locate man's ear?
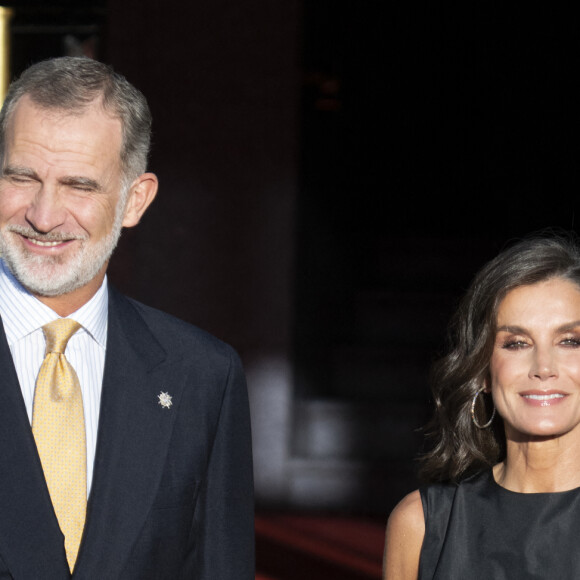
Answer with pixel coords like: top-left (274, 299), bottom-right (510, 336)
top-left (122, 172), bottom-right (158, 228)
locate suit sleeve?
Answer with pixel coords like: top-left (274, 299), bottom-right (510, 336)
top-left (187, 348), bottom-right (255, 579)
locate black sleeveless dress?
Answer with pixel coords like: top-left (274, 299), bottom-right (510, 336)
top-left (419, 470), bottom-right (580, 579)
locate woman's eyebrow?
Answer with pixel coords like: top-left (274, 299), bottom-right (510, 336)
top-left (496, 325), bottom-right (527, 334)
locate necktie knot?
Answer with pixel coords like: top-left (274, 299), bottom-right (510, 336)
top-left (43, 318), bottom-right (81, 355)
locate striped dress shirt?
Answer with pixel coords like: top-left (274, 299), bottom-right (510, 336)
top-left (0, 258), bottom-right (108, 496)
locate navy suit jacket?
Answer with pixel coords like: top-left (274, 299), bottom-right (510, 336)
top-left (0, 286), bottom-right (254, 579)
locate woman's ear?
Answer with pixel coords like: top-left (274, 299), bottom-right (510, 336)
top-left (482, 372), bottom-right (492, 394)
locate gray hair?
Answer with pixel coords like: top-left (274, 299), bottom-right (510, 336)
top-left (0, 56), bottom-right (152, 186)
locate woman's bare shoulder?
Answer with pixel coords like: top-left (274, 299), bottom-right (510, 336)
top-left (389, 489), bottom-right (424, 529)
top-left (383, 490), bottom-right (425, 580)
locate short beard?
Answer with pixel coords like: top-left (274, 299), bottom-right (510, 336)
top-left (0, 192), bottom-right (127, 297)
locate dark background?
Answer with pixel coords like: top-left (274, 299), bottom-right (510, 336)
top-left (3, 1), bottom-right (580, 517)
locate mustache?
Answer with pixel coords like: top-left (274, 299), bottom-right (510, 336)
top-left (6, 224), bottom-right (87, 242)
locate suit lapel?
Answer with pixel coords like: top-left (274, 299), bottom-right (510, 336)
top-left (0, 319), bottom-right (71, 578)
top-left (74, 288), bottom-right (185, 579)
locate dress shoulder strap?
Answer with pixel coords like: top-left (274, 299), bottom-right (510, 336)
top-left (418, 481), bottom-right (458, 579)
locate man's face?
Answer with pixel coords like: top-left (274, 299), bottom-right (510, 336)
top-left (0, 95), bottom-right (129, 298)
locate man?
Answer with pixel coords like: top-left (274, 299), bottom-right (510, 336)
top-left (0, 57), bottom-right (254, 579)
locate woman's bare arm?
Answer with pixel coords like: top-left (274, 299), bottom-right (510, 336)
top-left (383, 490), bottom-right (425, 580)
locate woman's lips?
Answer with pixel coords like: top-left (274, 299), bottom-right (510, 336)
top-left (520, 391), bottom-right (568, 407)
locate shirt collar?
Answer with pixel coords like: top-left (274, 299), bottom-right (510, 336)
top-left (0, 258), bottom-right (109, 348)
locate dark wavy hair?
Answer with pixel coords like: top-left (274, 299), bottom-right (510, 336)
top-left (419, 231), bottom-right (580, 483)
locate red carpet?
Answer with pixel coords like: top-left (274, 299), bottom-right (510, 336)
top-left (255, 512), bottom-right (385, 580)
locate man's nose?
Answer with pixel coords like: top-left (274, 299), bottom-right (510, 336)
top-left (25, 184), bottom-right (66, 233)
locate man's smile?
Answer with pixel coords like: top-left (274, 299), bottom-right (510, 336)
top-left (6, 224), bottom-right (86, 249)
top-left (28, 238), bottom-right (68, 247)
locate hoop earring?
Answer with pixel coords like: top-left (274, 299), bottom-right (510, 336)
top-left (471, 387), bottom-right (496, 429)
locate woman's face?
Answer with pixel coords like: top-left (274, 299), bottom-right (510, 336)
top-left (489, 277), bottom-right (580, 441)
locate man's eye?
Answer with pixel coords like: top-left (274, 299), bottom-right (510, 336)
top-left (68, 182), bottom-right (96, 192)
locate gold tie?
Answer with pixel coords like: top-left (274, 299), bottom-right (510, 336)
top-left (32, 319), bottom-right (86, 572)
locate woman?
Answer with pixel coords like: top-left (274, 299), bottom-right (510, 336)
top-left (384, 233), bottom-right (580, 579)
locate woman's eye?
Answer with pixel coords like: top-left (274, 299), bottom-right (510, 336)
top-left (501, 340), bottom-right (528, 350)
top-left (561, 337), bottom-right (580, 347)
